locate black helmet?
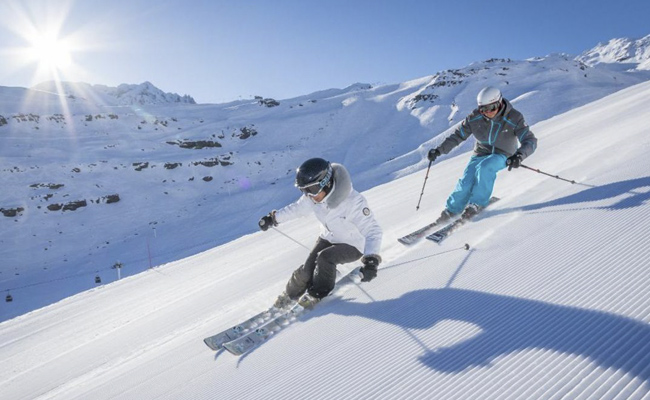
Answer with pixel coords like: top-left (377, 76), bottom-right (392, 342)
top-left (295, 158), bottom-right (333, 196)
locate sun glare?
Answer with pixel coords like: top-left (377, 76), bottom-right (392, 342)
top-left (28, 32), bottom-right (73, 71)
top-left (2, 1), bottom-right (86, 87)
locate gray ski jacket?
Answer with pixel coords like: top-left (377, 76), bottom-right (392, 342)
top-left (437, 99), bottom-right (537, 160)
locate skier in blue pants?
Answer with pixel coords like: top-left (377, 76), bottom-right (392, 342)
top-left (428, 86), bottom-right (537, 221)
top-left (446, 153), bottom-right (507, 214)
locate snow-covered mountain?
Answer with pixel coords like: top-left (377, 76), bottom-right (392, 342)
top-left (578, 34), bottom-right (650, 70)
top-left (31, 80), bottom-right (196, 106)
top-left (1, 35), bottom-right (650, 323)
top-left (1, 75), bottom-right (648, 400)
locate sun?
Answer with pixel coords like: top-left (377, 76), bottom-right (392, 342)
top-left (27, 31), bottom-right (73, 72)
top-left (2, 1), bottom-right (85, 85)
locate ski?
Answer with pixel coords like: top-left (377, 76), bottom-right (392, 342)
top-left (397, 220), bottom-right (445, 246)
top-left (221, 268), bottom-right (362, 356)
top-left (203, 306), bottom-right (287, 351)
top-left (426, 197), bottom-right (500, 244)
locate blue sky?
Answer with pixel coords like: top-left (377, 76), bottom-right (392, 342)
top-left (1, 0), bottom-right (649, 104)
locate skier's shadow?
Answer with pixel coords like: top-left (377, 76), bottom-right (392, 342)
top-left (491, 176), bottom-right (650, 216)
top-left (332, 288), bottom-right (650, 382)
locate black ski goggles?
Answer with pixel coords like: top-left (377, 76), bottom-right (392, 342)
top-left (478, 101), bottom-right (500, 114)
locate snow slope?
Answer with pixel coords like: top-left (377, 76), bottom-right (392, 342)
top-left (1, 78), bottom-right (648, 399)
top-left (2, 47), bottom-right (650, 322)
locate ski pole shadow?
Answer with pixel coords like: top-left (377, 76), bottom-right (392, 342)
top-left (212, 348), bottom-right (227, 361)
top-left (491, 176), bottom-right (650, 216)
top-left (332, 287), bottom-right (650, 382)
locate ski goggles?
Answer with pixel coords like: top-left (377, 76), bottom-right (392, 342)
top-left (478, 101), bottom-right (500, 114)
top-left (298, 168), bottom-right (332, 197)
top-left (299, 182), bottom-right (326, 196)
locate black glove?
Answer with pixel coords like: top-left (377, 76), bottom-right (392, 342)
top-left (360, 255), bottom-right (381, 282)
top-left (427, 149), bottom-right (441, 162)
top-left (506, 153), bottom-right (523, 171)
top-left (258, 212), bottom-right (277, 231)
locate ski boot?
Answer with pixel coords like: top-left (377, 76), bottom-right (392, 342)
top-left (297, 293), bottom-right (321, 310)
top-left (273, 291), bottom-right (297, 310)
top-left (461, 203), bottom-right (481, 219)
top-left (435, 209), bottom-right (455, 224)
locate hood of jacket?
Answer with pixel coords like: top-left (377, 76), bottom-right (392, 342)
top-left (324, 163), bottom-right (353, 209)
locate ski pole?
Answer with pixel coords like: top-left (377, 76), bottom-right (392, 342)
top-left (272, 227), bottom-right (310, 251)
top-left (520, 164), bottom-right (577, 184)
top-left (415, 160), bottom-right (433, 211)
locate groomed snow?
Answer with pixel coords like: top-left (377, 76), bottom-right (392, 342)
top-left (1, 79), bottom-right (648, 399)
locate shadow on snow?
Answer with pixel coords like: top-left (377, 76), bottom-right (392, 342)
top-left (495, 176), bottom-right (650, 215)
top-left (331, 287), bottom-right (650, 382)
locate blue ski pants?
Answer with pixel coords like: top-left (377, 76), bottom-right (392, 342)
top-left (446, 154), bottom-right (507, 214)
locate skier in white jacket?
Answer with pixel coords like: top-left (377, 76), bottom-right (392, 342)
top-left (258, 158), bottom-right (383, 308)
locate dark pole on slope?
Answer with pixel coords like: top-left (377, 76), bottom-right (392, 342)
top-left (272, 226), bottom-right (310, 251)
top-left (520, 164), bottom-right (577, 185)
top-left (416, 160), bottom-right (433, 211)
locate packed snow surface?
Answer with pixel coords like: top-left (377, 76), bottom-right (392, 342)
top-left (1, 78), bottom-right (649, 399)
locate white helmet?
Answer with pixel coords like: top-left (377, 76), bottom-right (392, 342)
top-left (477, 86), bottom-right (502, 106)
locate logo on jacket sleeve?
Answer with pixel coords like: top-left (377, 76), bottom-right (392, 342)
top-left (363, 207), bottom-right (371, 216)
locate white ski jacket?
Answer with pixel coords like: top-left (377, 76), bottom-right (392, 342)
top-left (274, 164), bottom-right (382, 257)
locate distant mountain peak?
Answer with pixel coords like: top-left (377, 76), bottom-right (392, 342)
top-left (31, 81), bottom-right (196, 105)
top-left (577, 34), bottom-right (650, 70)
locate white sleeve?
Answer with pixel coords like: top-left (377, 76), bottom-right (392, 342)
top-left (274, 195), bottom-right (312, 224)
top-left (349, 195), bottom-right (383, 256)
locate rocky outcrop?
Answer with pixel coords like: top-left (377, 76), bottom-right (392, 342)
top-left (1, 207), bottom-right (24, 217)
top-left (167, 140), bottom-right (222, 149)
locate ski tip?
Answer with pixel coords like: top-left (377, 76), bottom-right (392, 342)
top-left (203, 338), bottom-right (220, 351)
top-left (397, 238), bottom-right (415, 246)
top-left (426, 237), bottom-right (443, 244)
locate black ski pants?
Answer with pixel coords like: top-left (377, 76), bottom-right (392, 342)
top-left (285, 238), bottom-right (362, 299)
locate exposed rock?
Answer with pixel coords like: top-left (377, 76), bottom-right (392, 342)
top-left (1, 207), bottom-right (24, 217)
top-left (233, 126), bottom-right (258, 140)
top-left (12, 113), bottom-right (40, 123)
top-left (192, 156), bottom-right (234, 167)
top-left (259, 98), bottom-right (280, 107)
top-left (133, 162), bottom-right (149, 171)
top-left (193, 159), bottom-right (219, 167)
top-left (103, 194), bottom-right (120, 204)
top-left (62, 200), bottom-right (87, 211)
top-left (30, 183), bottom-right (65, 190)
top-left (413, 94), bottom-right (439, 103)
top-left (167, 140), bottom-right (222, 149)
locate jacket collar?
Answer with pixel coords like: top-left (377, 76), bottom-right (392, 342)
top-left (324, 163), bottom-right (353, 209)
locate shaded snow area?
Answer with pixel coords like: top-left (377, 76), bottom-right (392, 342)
top-left (1, 80), bottom-right (649, 399)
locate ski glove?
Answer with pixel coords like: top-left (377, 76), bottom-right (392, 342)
top-left (506, 153), bottom-right (523, 171)
top-left (258, 211), bottom-right (277, 231)
top-left (427, 149), bottom-right (441, 162)
top-left (360, 255), bottom-right (381, 282)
